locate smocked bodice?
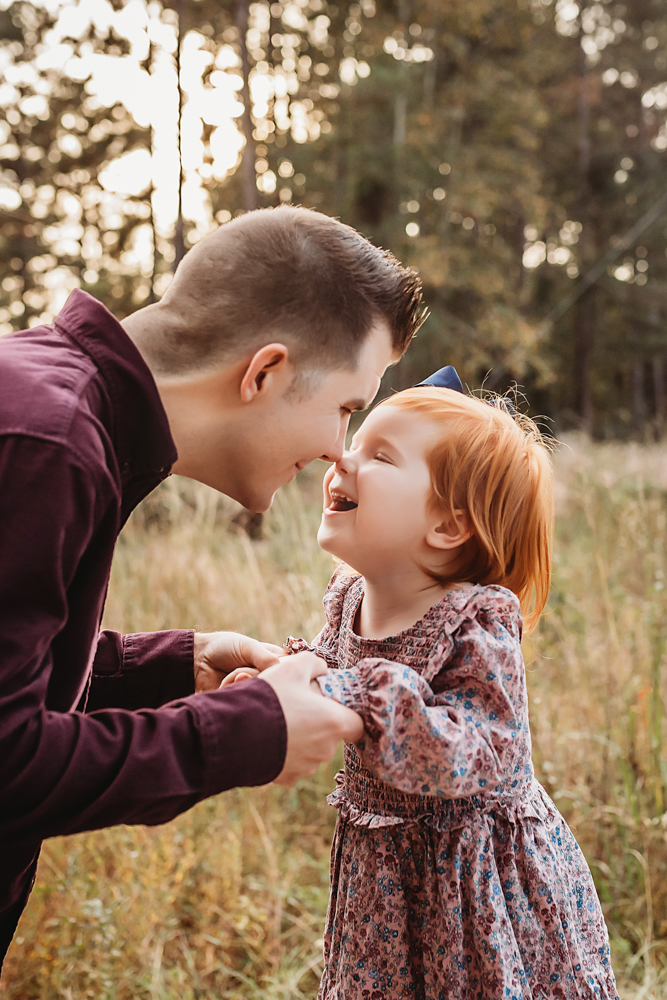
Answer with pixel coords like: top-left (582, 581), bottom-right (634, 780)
top-left (287, 569), bottom-right (537, 826)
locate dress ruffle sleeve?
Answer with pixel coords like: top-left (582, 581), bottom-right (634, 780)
top-left (316, 587), bottom-right (529, 800)
top-left (284, 565), bottom-right (359, 671)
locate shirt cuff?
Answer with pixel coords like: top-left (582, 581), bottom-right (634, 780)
top-left (189, 677), bottom-right (288, 792)
top-left (87, 629), bottom-right (195, 711)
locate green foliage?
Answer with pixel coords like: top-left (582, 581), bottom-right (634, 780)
top-left (273, 0), bottom-right (667, 428)
top-left (2, 0), bottom-right (667, 422)
top-left (282, 0), bottom-right (556, 392)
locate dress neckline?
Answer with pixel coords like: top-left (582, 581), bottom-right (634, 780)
top-left (342, 576), bottom-right (486, 647)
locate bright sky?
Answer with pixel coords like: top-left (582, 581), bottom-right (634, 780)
top-left (35, 0), bottom-right (247, 230)
top-left (0, 0), bottom-right (394, 323)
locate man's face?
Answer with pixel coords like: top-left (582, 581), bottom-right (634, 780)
top-left (229, 322), bottom-right (395, 511)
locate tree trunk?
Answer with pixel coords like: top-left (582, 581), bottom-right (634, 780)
top-left (237, 0), bottom-right (258, 212)
top-left (573, 289), bottom-right (595, 433)
top-left (173, 0), bottom-right (186, 272)
top-left (393, 93), bottom-right (406, 148)
top-left (146, 33), bottom-right (159, 302)
top-left (574, 47), bottom-right (593, 432)
top-left (632, 360), bottom-right (645, 439)
top-left (653, 353), bottom-right (665, 440)
top-left (149, 180), bottom-right (159, 301)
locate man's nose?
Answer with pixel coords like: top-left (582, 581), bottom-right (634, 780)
top-left (320, 420), bottom-right (348, 464)
top-left (333, 450), bottom-right (354, 475)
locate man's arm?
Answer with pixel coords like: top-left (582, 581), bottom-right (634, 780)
top-left (0, 435), bottom-right (361, 841)
top-left (0, 435), bottom-right (287, 840)
top-left (86, 629), bottom-right (196, 711)
top-left (86, 629), bottom-right (286, 711)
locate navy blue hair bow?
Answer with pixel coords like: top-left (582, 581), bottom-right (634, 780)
top-left (415, 365), bottom-right (518, 419)
top-left (414, 365), bottom-right (464, 393)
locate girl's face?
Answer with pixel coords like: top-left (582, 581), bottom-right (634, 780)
top-left (317, 404), bottom-right (445, 579)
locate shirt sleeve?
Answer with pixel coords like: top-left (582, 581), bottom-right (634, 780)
top-left (86, 629), bottom-right (196, 711)
top-left (316, 612), bottom-right (524, 799)
top-left (0, 435), bottom-right (287, 842)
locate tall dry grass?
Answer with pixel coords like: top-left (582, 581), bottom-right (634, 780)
top-left (526, 437), bottom-right (667, 998)
top-left (2, 440), bottom-right (667, 998)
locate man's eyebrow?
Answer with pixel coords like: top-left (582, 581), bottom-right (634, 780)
top-left (342, 398), bottom-right (369, 412)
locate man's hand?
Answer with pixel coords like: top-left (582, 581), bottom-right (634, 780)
top-left (193, 632), bottom-right (285, 693)
top-left (257, 651), bottom-right (364, 785)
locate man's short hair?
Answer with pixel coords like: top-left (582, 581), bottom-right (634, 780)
top-left (144, 206), bottom-right (425, 377)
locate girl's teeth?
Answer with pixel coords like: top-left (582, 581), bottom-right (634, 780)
top-left (330, 495), bottom-right (358, 512)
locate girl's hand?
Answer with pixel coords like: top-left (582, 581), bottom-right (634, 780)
top-left (219, 667), bottom-right (260, 687)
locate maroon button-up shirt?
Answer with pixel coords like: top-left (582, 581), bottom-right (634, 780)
top-left (0, 290), bottom-right (287, 925)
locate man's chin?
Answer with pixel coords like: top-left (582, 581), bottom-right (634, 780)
top-left (239, 487), bottom-right (277, 513)
top-left (242, 497), bottom-right (274, 514)
top-left (238, 469), bottom-right (302, 512)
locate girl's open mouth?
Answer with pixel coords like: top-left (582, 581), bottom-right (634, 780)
top-left (329, 490), bottom-right (358, 512)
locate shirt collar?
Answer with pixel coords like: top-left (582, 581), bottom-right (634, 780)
top-left (54, 289), bottom-right (177, 478)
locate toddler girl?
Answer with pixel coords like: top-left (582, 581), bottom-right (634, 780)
top-left (284, 381), bottom-right (618, 999)
top-left (225, 376), bottom-right (619, 998)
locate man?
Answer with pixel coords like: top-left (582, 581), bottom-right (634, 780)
top-left (0, 206), bottom-right (424, 963)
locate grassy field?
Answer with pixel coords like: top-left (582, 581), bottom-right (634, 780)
top-left (2, 437), bottom-right (667, 998)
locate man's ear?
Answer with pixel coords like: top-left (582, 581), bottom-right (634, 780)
top-left (425, 508), bottom-right (473, 551)
top-left (239, 343), bottom-right (291, 402)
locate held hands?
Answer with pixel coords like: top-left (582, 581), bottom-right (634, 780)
top-left (257, 652), bottom-right (364, 785)
top-left (193, 631), bottom-right (285, 693)
top-left (219, 666), bottom-right (262, 687)
top-left (195, 632), bottom-right (364, 785)
top-left (193, 634), bottom-right (364, 783)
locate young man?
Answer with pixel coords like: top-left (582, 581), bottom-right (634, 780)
top-left (0, 206), bottom-right (424, 963)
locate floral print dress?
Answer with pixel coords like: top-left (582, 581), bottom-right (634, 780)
top-left (286, 569), bottom-right (619, 1000)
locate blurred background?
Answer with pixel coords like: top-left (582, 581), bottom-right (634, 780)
top-left (4, 2), bottom-right (667, 999)
top-left (1, 0), bottom-right (667, 435)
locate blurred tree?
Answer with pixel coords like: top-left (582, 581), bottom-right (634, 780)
top-left (251, 0), bottom-right (667, 436)
top-left (514, 0), bottom-right (667, 436)
top-left (199, 0), bottom-right (346, 220)
top-left (2, 0), bottom-right (667, 438)
top-left (269, 0), bottom-right (559, 395)
top-left (0, 0), bottom-right (154, 328)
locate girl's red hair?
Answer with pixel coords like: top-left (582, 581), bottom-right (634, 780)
top-left (380, 388), bottom-right (554, 631)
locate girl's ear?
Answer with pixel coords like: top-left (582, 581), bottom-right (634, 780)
top-left (425, 508), bottom-right (473, 551)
